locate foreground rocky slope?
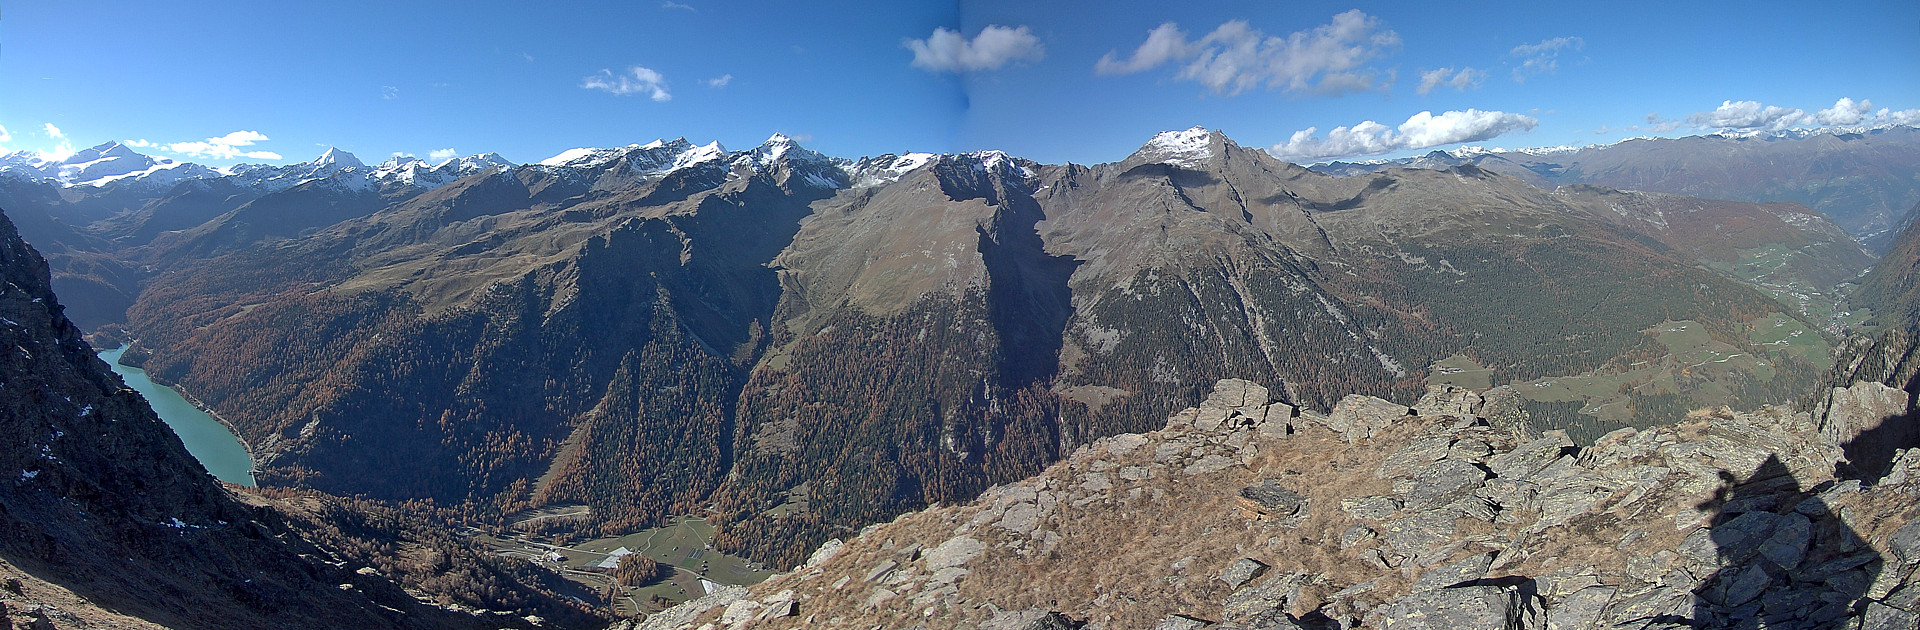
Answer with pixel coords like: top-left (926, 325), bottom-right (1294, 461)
top-left (642, 377), bottom-right (1920, 629)
top-left (0, 208), bottom-right (598, 629)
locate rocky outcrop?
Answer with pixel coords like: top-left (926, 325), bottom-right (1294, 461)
top-left (646, 379), bottom-right (1920, 629)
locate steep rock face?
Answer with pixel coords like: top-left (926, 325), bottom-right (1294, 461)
top-left (1855, 205), bottom-right (1920, 334)
top-left (653, 379), bottom-right (1920, 630)
top-left (0, 208), bottom-right (595, 629)
top-left (1814, 207), bottom-right (1920, 479)
top-left (712, 152), bottom-right (1077, 565)
top-left (123, 142), bottom-right (844, 540)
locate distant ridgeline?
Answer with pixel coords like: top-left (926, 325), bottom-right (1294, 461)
top-left (1, 127), bottom-right (1905, 569)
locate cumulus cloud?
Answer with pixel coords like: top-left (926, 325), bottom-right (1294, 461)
top-left (1676, 97), bottom-right (1920, 133)
top-left (429, 148), bottom-right (458, 161)
top-left (0, 124), bottom-right (11, 144)
top-left (1268, 108), bottom-right (1539, 162)
top-left (582, 67), bottom-right (671, 101)
top-left (1093, 11), bottom-right (1400, 96)
top-left (1510, 36), bottom-right (1582, 82)
top-left (1095, 22), bottom-right (1194, 75)
top-left (1415, 67), bottom-right (1484, 95)
top-left (164, 130), bottom-right (282, 160)
top-left (22, 124), bottom-right (77, 162)
top-left (1880, 109), bottom-right (1920, 127)
top-left (1686, 100), bottom-right (1806, 130)
top-left (705, 74), bottom-right (733, 88)
top-left (906, 25), bottom-right (1044, 73)
top-left (1814, 97), bottom-right (1874, 125)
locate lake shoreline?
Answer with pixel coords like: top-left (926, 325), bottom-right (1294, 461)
top-left (99, 344), bottom-right (259, 486)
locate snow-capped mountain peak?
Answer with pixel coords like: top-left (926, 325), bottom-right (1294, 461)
top-left (313, 147), bottom-right (363, 169)
top-left (458, 152), bottom-right (513, 170)
top-left (844, 153), bottom-right (936, 188)
top-left (743, 133), bottom-right (834, 170)
top-left (1133, 126), bottom-right (1217, 169)
top-left (0, 140), bottom-right (221, 188)
top-left (672, 141), bottom-right (727, 172)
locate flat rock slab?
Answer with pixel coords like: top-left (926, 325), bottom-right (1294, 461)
top-left (1374, 585), bottom-right (1522, 630)
top-left (1411, 552), bottom-right (1494, 592)
top-left (1152, 614), bottom-right (1211, 630)
top-left (924, 536), bottom-right (985, 571)
top-left (1219, 558), bottom-right (1270, 589)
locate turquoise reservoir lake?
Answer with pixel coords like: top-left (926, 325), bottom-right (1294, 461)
top-left (98, 345), bottom-right (256, 486)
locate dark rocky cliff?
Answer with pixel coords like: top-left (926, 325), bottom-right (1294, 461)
top-left (0, 207), bottom-right (598, 629)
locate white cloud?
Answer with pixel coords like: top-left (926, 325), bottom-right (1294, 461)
top-left (123, 138), bottom-right (153, 148)
top-left (1686, 100), bottom-right (1805, 130)
top-left (164, 130), bottom-right (282, 161)
top-left (1415, 67), bottom-right (1484, 95)
top-left (582, 67), bottom-right (671, 101)
top-left (382, 86), bottom-right (399, 100)
top-left (26, 123), bottom-right (75, 162)
top-left (1268, 108), bottom-right (1538, 162)
top-left (1095, 22), bottom-right (1193, 75)
top-left (0, 124), bottom-right (11, 144)
top-left (661, 1), bottom-right (694, 11)
top-left (1510, 36), bottom-right (1582, 82)
top-left (1814, 97), bottom-right (1873, 125)
top-left (429, 148), bottom-right (458, 161)
top-left (705, 74), bottom-right (733, 88)
top-left (1594, 125), bottom-right (1612, 135)
top-left (1879, 108), bottom-right (1920, 127)
top-left (906, 24), bottom-right (1044, 73)
top-left (1685, 97), bottom-right (1920, 132)
top-left (1093, 11), bottom-right (1400, 96)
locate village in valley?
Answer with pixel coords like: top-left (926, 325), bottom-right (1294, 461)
top-left (478, 509), bottom-right (774, 617)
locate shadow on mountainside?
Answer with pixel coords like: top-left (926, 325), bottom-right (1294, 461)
top-left (1689, 455), bottom-right (1877, 628)
top-left (1837, 407), bottom-right (1920, 484)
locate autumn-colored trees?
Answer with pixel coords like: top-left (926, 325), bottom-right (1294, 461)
top-left (612, 555), bottom-right (670, 587)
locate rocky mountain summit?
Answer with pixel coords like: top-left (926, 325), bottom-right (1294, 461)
top-left (639, 376), bottom-right (1920, 629)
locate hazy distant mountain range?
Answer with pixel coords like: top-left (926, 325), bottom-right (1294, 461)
top-left (1314, 125), bottom-right (1920, 252)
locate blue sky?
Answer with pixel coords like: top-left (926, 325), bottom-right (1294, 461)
top-left (3, 0), bottom-right (1917, 166)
